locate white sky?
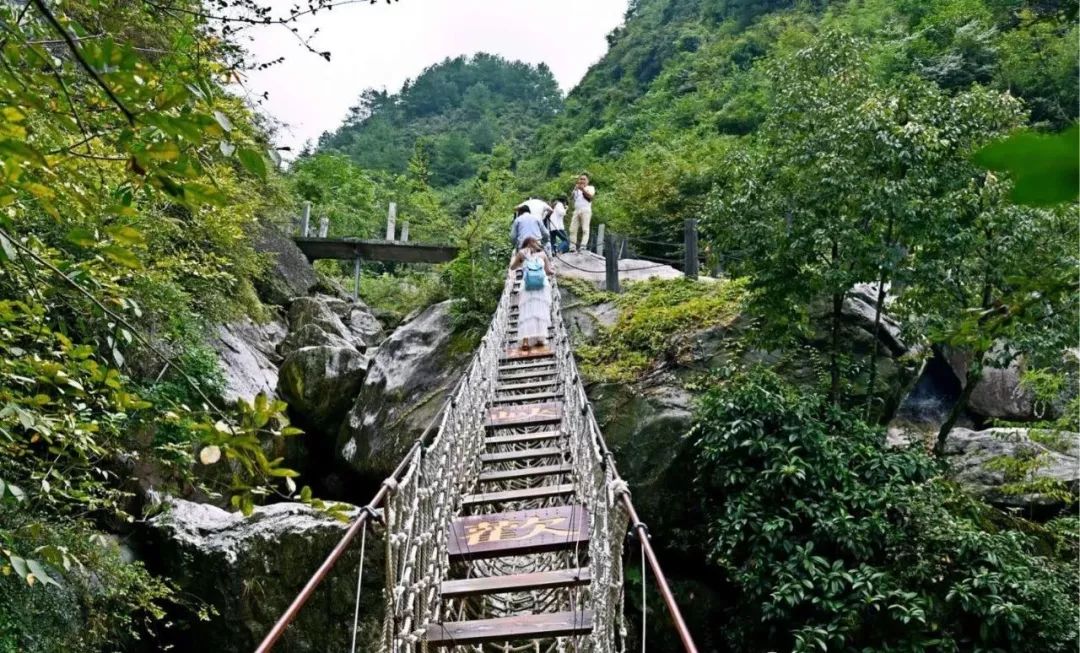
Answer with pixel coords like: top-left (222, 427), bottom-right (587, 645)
top-left (241, 0), bottom-right (629, 156)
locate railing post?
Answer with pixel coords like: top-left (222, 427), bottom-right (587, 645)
top-left (317, 216), bottom-right (329, 238)
top-left (400, 221), bottom-right (409, 243)
top-left (385, 202), bottom-right (397, 241)
top-left (353, 255), bottom-right (361, 301)
top-left (604, 233), bottom-right (620, 293)
top-left (594, 223), bottom-right (605, 255)
top-left (683, 218), bottom-right (699, 280)
top-left (300, 201), bottom-right (311, 237)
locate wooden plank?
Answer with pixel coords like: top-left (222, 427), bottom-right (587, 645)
top-left (478, 463), bottom-right (572, 483)
top-left (462, 483), bottom-right (574, 507)
top-left (425, 611), bottom-right (593, 646)
top-left (293, 238), bottom-right (458, 264)
top-left (501, 344), bottom-right (555, 361)
top-left (497, 370), bottom-right (557, 383)
top-left (497, 380), bottom-right (558, 392)
top-left (491, 392), bottom-right (560, 405)
top-left (498, 360), bottom-right (557, 373)
top-left (480, 447), bottom-right (562, 463)
top-left (447, 505), bottom-right (588, 561)
top-left (440, 568), bottom-right (591, 598)
top-left (486, 402), bottom-right (562, 429)
top-left (485, 431), bottom-right (562, 446)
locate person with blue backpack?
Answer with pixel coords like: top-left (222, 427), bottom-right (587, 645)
top-left (509, 236), bottom-right (554, 350)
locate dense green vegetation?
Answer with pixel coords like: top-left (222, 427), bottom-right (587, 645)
top-left (692, 368), bottom-right (1077, 652)
top-left (0, 1), bottom-right (319, 647)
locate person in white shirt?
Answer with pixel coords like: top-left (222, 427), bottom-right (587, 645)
top-left (569, 173), bottom-right (595, 252)
top-left (547, 197), bottom-right (569, 253)
top-left (520, 198), bottom-right (552, 225)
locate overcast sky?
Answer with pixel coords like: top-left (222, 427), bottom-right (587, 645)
top-left (241, 0), bottom-right (629, 156)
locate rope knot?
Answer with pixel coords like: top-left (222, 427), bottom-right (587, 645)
top-left (382, 477), bottom-right (400, 493)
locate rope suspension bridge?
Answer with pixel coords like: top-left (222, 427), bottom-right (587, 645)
top-left (254, 266), bottom-right (699, 653)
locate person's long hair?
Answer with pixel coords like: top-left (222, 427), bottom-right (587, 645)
top-left (521, 237), bottom-right (543, 253)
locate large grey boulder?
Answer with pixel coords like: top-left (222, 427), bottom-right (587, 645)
top-left (553, 250), bottom-right (682, 286)
top-left (941, 427), bottom-right (1079, 513)
top-left (278, 346), bottom-right (369, 432)
top-left (282, 296), bottom-right (372, 356)
top-left (251, 223), bottom-right (319, 307)
top-left (212, 317), bottom-right (286, 403)
top-left (842, 283), bottom-right (907, 357)
top-left (338, 301), bottom-right (468, 477)
top-left (276, 295), bottom-right (382, 435)
top-left (146, 497), bottom-right (382, 653)
top-left (320, 295), bottom-right (385, 346)
top-left (946, 348), bottom-right (1040, 422)
top-left (557, 284), bottom-right (618, 344)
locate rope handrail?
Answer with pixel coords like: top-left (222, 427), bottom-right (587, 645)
top-left (253, 358), bottom-right (477, 653)
top-left (552, 281), bottom-right (700, 653)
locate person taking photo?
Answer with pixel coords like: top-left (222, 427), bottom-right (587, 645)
top-left (569, 173), bottom-right (595, 253)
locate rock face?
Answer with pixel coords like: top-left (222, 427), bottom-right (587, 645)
top-left (553, 250), bottom-right (683, 286)
top-left (946, 348), bottom-right (1040, 422)
top-left (251, 223), bottom-right (319, 307)
top-left (587, 375), bottom-right (700, 531)
top-left (940, 427), bottom-right (1079, 514)
top-left (146, 497), bottom-right (382, 653)
top-left (212, 318), bottom-right (287, 404)
top-left (279, 346), bottom-right (369, 432)
top-left (276, 295), bottom-right (383, 434)
top-left (283, 295), bottom-right (381, 355)
top-left (338, 300), bottom-right (468, 477)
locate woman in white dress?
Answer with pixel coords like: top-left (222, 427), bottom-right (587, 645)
top-left (509, 237), bottom-right (554, 349)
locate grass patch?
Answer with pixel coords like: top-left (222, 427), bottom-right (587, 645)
top-left (558, 276), bottom-right (617, 306)
top-left (577, 277), bottom-right (747, 383)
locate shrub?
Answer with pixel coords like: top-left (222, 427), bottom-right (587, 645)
top-left (691, 368), bottom-right (1078, 652)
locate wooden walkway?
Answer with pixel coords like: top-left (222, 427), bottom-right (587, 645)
top-left (293, 237), bottom-right (458, 264)
top-left (424, 275), bottom-right (593, 648)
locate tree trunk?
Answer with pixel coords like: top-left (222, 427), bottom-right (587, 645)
top-left (829, 290), bottom-right (843, 406)
top-left (935, 351), bottom-right (984, 456)
top-left (864, 217), bottom-right (896, 421)
top-left (828, 240), bottom-right (842, 405)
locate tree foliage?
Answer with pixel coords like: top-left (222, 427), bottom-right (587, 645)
top-left (692, 368), bottom-right (1078, 652)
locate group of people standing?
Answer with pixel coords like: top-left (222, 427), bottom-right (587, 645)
top-left (507, 174), bottom-right (596, 350)
top-left (509, 174), bottom-right (596, 255)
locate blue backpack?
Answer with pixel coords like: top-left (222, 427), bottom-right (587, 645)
top-left (523, 256), bottom-right (546, 290)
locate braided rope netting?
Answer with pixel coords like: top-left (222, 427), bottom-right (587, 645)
top-left (380, 273), bottom-right (629, 653)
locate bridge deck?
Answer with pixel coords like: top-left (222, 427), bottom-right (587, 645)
top-left (292, 237), bottom-right (458, 263)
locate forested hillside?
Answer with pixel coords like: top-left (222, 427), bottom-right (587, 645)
top-left (521, 0), bottom-right (1078, 245)
top-left (316, 54), bottom-right (561, 188)
top-left (292, 55), bottom-right (561, 248)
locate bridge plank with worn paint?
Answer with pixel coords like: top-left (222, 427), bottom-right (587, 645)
top-left (447, 505), bottom-right (588, 560)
